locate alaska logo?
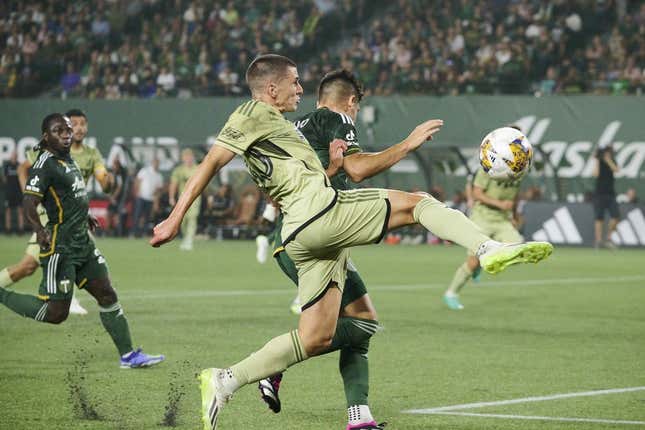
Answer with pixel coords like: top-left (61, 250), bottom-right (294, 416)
top-left (71, 175), bottom-right (85, 192)
top-left (220, 126), bottom-right (245, 141)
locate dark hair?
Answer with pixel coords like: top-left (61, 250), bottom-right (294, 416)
top-left (64, 108), bottom-right (87, 119)
top-left (41, 113), bottom-right (66, 133)
top-left (245, 54), bottom-right (297, 92)
top-left (318, 69), bottom-right (364, 102)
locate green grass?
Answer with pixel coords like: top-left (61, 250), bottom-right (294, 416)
top-left (1, 237), bottom-right (644, 430)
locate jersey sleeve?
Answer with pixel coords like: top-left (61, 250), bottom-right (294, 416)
top-left (24, 158), bottom-right (52, 198)
top-left (92, 147), bottom-right (107, 174)
top-left (25, 148), bottom-right (39, 165)
top-left (472, 169), bottom-right (491, 191)
top-left (215, 106), bottom-right (273, 155)
top-left (331, 113), bottom-right (361, 156)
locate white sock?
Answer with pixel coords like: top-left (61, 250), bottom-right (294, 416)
top-left (218, 368), bottom-right (241, 394)
top-left (348, 405), bottom-right (374, 426)
top-left (0, 268), bottom-right (14, 288)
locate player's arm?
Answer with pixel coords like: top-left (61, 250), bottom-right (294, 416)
top-left (24, 194), bottom-right (50, 248)
top-left (168, 169), bottom-right (179, 206)
top-left (17, 160), bottom-right (33, 190)
top-left (472, 186), bottom-right (514, 211)
top-left (150, 145), bottom-right (235, 247)
top-left (94, 165), bottom-right (115, 193)
top-left (603, 151), bottom-right (619, 173)
top-left (343, 118), bottom-right (443, 182)
top-left (325, 139), bottom-right (347, 177)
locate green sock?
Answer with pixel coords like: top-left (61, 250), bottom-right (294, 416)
top-left (231, 330), bottom-right (307, 388)
top-left (413, 196), bottom-right (489, 254)
top-left (327, 317), bottom-right (379, 353)
top-left (340, 341), bottom-right (370, 407)
top-left (446, 262), bottom-right (474, 295)
top-left (99, 302), bottom-right (133, 356)
top-left (0, 268), bottom-right (14, 288)
top-left (0, 287), bottom-right (49, 321)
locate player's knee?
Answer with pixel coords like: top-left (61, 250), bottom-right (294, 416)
top-left (301, 331), bottom-right (334, 356)
top-left (89, 280), bottom-right (117, 306)
top-left (45, 306), bottom-right (69, 324)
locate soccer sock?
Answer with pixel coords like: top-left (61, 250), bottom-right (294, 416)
top-left (413, 196), bottom-right (490, 254)
top-left (182, 215), bottom-right (197, 247)
top-left (340, 341), bottom-right (370, 408)
top-left (0, 268), bottom-right (14, 288)
top-left (328, 317), bottom-right (379, 353)
top-left (99, 302), bottom-right (134, 356)
top-left (446, 262), bottom-right (474, 296)
top-left (230, 330), bottom-right (307, 390)
top-left (0, 287), bottom-right (48, 320)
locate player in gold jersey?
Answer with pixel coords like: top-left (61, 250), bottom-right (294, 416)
top-left (150, 54), bottom-right (552, 430)
top-left (0, 109), bottom-right (113, 315)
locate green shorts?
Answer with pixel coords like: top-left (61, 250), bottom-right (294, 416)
top-left (467, 212), bottom-right (523, 255)
top-left (282, 188), bottom-right (389, 310)
top-left (38, 242), bottom-right (109, 301)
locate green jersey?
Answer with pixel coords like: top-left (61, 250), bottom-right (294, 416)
top-left (471, 169), bottom-right (521, 221)
top-left (294, 107), bottom-right (361, 190)
top-left (215, 99), bottom-right (336, 242)
top-left (24, 150), bottom-right (90, 256)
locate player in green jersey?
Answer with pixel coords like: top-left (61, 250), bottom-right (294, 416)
top-left (443, 126), bottom-right (526, 310)
top-left (149, 54), bottom-right (552, 430)
top-left (169, 148), bottom-right (201, 251)
top-left (258, 69), bottom-right (431, 429)
top-left (0, 109), bottom-right (114, 315)
top-left (0, 113), bottom-right (164, 368)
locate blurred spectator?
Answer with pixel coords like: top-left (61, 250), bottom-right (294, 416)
top-left (206, 183), bottom-right (236, 225)
top-left (107, 157), bottom-right (130, 236)
top-left (231, 184), bottom-right (260, 225)
top-left (131, 158), bottom-right (163, 237)
top-left (2, 150), bottom-right (23, 233)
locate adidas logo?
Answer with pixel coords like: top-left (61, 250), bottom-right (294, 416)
top-left (532, 207), bottom-right (583, 244)
top-left (610, 208), bottom-right (645, 245)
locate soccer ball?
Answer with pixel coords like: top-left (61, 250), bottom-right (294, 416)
top-left (479, 127), bottom-right (533, 181)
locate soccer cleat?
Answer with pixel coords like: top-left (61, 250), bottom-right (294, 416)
top-left (179, 241), bottom-right (194, 251)
top-left (119, 348), bottom-right (165, 369)
top-left (289, 296), bottom-right (302, 315)
top-left (347, 421), bottom-right (387, 430)
top-left (258, 373), bottom-right (282, 413)
top-left (69, 296), bottom-right (88, 315)
top-left (256, 235), bottom-right (269, 263)
top-left (442, 294), bottom-right (464, 310)
top-left (478, 241), bottom-right (553, 275)
top-left (199, 368), bottom-right (233, 430)
top-left (471, 265), bottom-right (482, 283)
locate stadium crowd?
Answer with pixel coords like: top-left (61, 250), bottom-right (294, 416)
top-left (1, 0), bottom-right (643, 98)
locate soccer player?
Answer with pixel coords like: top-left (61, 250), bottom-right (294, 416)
top-left (442, 125), bottom-right (527, 310)
top-left (169, 148), bottom-right (200, 251)
top-left (150, 54), bottom-right (552, 429)
top-left (0, 109), bottom-right (113, 315)
top-left (592, 143), bottom-right (620, 248)
top-left (258, 69), bottom-right (434, 429)
top-left (0, 113), bottom-right (164, 369)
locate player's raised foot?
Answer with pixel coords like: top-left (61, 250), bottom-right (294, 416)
top-left (347, 421), bottom-right (387, 429)
top-left (199, 368), bottom-right (233, 430)
top-left (478, 241), bottom-right (553, 275)
top-left (442, 294), bottom-right (464, 310)
top-left (258, 373), bottom-right (282, 413)
top-left (119, 348), bottom-right (165, 369)
top-left (256, 235), bottom-right (269, 263)
top-left (69, 296), bottom-right (88, 315)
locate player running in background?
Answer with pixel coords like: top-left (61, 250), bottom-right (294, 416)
top-left (442, 125), bottom-right (527, 310)
top-left (150, 54), bottom-right (552, 430)
top-left (0, 109), bottom-right (114, 315)
top-left (169, 148), bottom-right (200, 251)
top-left (259, 69), bottom-right (438, 429)
top-left (0, 113), bottom-right (164, 368)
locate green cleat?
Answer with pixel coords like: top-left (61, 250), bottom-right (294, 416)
top-left (478, 241), bottom-right (553, 275)
top-left (443, 295), bottom-right (464, 310)
top-left (199, 368), bottom-right (232, 430)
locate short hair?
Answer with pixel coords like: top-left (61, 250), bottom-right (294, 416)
top-left (318, 69), bottom-right (364, 103)
top-left (65, 108), bottom-right (87, 119)
top-left (245, 54), bottom-right (297, 93)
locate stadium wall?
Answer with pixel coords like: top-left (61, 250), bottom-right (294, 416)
top-left (1, 96), bottom-right (643, 199)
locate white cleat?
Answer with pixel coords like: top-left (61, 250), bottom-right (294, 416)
top-left (69, 296), bottom-right (88, 315)
top-left (256, 235), bottom-right (269, 264)
top-left (199, 368), bottom-right (233, 430)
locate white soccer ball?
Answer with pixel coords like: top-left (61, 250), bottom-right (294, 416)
top-left (479, 127), bottom-right (533, 181)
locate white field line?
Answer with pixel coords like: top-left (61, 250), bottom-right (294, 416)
top-left (118, 275), bottom-right (645, 301)
top-left (426, 412), bottom-right (645, 426)
top-left (404, 386), bottom-right (645, 414)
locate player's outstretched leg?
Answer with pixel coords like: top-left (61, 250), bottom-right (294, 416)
top-left (443, 255), bottom-right (479, 310)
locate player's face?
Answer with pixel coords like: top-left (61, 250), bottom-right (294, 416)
top-left (274, 66), bottom-right (303, 113)
top-left (69, 115), bottom-right (88, 144)
top-left (45, 117), bottom-right (73, 155)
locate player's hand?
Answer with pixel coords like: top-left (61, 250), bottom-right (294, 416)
top-left (88, 214), bottom-right (100, 232)
top-left (150, 217), bottom-right (180, 247)
top-left (36, 228), bottom-right (51, 251)
top-left (327, 139), bottom-right (347, 177)
top-left (405, 119), bottom-right (444, 151)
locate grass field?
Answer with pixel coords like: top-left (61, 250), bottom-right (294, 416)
top-left (1, 236), bottom-right (644, 430)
